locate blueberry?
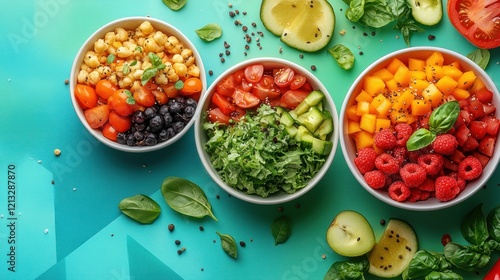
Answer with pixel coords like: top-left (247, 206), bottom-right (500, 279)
top-left (159, 104), bottom-right (169, 115)
top-left (116, 133), bottom-right (127, 144)
top-left (144, 107), bottom-right (157, 119)
top-left (126, 134), bottom-right (135, 146)
top-left (134, 123), bottom-right (146, 132)
top-left (169, 102), bottom-right (183, 114)
top-left (172, 121), bottom-right (185, 133)
top-left (185, 98), bottom-right (197, 108)
top-left (132, 110), bottom-right (146, 124)
top-left (183, 106), bottom-right (196, 119)
top-left (149, 115), bottom-right (164, 132)
top-left (144, 133), bottom-right (158, 146)
top-left (163, 113), bottom-right (173, 127)
top-left (133, 131), bottom-right (144, 142)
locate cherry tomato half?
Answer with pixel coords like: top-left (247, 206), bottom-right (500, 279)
top-left (208, 107), bottom-right (231, 124)
top-left (232, 89), bottom-right (260, 108)
top-left (110, 89), bottom-right (135, 117)
top-left (212, 93), bottom-right (236, 115)
top-left (108, 111), bottom-right (132, 133)
top-left (289, 74), bottom-right (307, 90)
top-left (244, 64), bottom-right (264, 83)
top-left (216, 75), bottom-right (236, 97)
top-left (280, 90), bottom-right (310, 109)
top-left (274, 67), bottom-right (295, 87)
top-left (253, 75), bottom-right (281, 100)
top-left (181, 77), bottom-right (203, 95)
top-left (75, 84), bottom-right (98, 109)
top-left (102, 122), bottom-right (118, 141)
top-left (84, 105), bottom-right (110, 129)
top-left (95, 80), bottom-right (118, 100)
top-left (133, 86), bottom-right (156, 107)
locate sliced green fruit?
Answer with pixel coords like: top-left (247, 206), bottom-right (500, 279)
top-left (260, 0), bottom-right (335, 52)
top-left (408, 0), bottom-right (443, 26)
top-left (367, 219), bottom-right (418, 278)
top-left (326, 210), bottom-right (376, 257)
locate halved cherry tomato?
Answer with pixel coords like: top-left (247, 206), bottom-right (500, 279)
top-left (484, 257), bottom-right (500, 280)
top-left (181, 77), bottom-right (203, 95)
top-left (231, 107), bottom-right (246, 121)
top-left (447, 0), bottom-right (500, 49)
top-left (274, 67), bottom-right (295, 87)
top-left (108, 111), bottom-right (132, 133)
top-left (244, 64), bottom-right (264, 83)
top-left (102, 122), bottom-right (118, 141)
top-left (280, 90), bottom-right (310, 109)
top-left (152, 89), bottom-right (168, 105)
top-left (212, 93), bottom-right (236, 115)
top-left (232, 89), bottom-right (260, 108)
top-left (161, 83), bottom-right (179, 98)
top-left (84, 105), bottom-right (110, 129)
top-left (133, 86), bottom-right (156, 107)
top-left (110, 89), bottom-right (135, 116)
top-left (240, 78), bottom-right (254, 92)
top-left (75, 84), bottom-right (98, 109)
top-left (217, 75), bottom-right (236, 97)
top-left (208, 108), bottom-right (231, 124)
top-left (232, 69), bottom-right (246, 84)
top-left (290, 74), bottom-right (307, 90)
top-left (95, 80), bottom-right (118, 100)
top-left (253, 75), bottom-right (281, 100)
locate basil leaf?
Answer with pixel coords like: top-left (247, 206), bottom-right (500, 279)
top-left (124, 90), bottom-right (135, 105)
top-left (175, 80), bottom-right (184, 90)
top-left (106, 54), bottom-right (115, 64)
top-left (148, 52), bottom-right (162, 67)
top-left (359, 1), bottom-right (395, 28)
top-left (406, 128), bottom-right (436, 151)
top-left (425, 271), bottom-right (465, 280)
top-left (402, 250), bottom-right (452, 279)
top-left (345, 0), bottom-right (365, 22)
top-left (328, 44), bottom-right (355, 70)
top-left (429, 101), bottom-right (460, 135)
top-left (487, 206), bottom-right (500, 243)
top-left (195, 23), bottom-right (223, 42)
top-left (216, 232), bottom-right (237, 259)
top-left (161, 177), bottom-right (218, 221)
top-left (162, 0), bottom-right (187, 11)
top-left (118, 194), bottom-right (161, 224)
top-left (271, 215), bottom-right (291, 245)
top-left (467, 49), bottom-right (490, 70)
top-left (142, 67), bottom-right (158, 85)
top-left (123, 64), bottom-right (131, 75)
top-left (443, 242), bottom-right (490, 271)
top-left (324, 257), bottom-right (369, 280)
top-left (461, 204), bottom-right (489, 245)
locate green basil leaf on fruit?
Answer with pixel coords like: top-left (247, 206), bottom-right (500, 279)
top-left (118, 194), bottom-right (161, 224)
top-left (271, 215), bottom-right (291, 245)
top-left (487, 206), bottom-right (500, 243)
top-left (328, 44), bottom-right (355, 70)
top-left (161, 177), bottom-right (218, 221)
top-left (175, 80), bottom-right (184, 90)
top-left (162, 0), bottom-right (187, 11)
top-left (461, 203), bottom-right (489, 245)
top-left (406, 128), bottom-right (436, 151)
top-left (216, 232), bottom-right (237, 259)
top-left (106, 54), bottom-right (115, 64)
top-left (141, 67), bottom-right (158, 85)
top-left (429, 101), bottom-right (460, 135)
top-left (467, 49), bottom-right (490, 70)
top-left (195, 23), bottom-right (223, 42)
top-left (324, 258), bottom-right (369, 280)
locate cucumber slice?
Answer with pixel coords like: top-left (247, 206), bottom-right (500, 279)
top-left (280, 110), bottom-right (296, 127)
top-left (297, 106), bottom-right (325, 133)
top-left (314, 110), bottom-right (333, 139)
top-left (260, 0), bottom-right (335, 52)
top-left (408, 0), bottom-right (442, 26)
top-left (294, 90), bottom-right (325, 115)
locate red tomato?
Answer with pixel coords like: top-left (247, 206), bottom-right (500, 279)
top-left (240, 78), bottom-right (254, 92)
top-left (208, 108), bottom-right (231, 124)
top-left (102, 122), bottom-right (118, 141)
top-left (133, 86), bottom-right (156, 107)
top-left (290, 74), bottom-right (307, 90)
top-left (181, 77), bottom-right (203, 95)
top-left (475, 88), bottom-right (494, 103)
top-left (484, 257), bottom-right (500, 280)
top-left (232, 69), bottom-right (246, 84)
top-left (212, 93), bottom-right (236, 115)
top-left (447, 0), bottom-right (500, 49)
top-left (110, 89), bottom-right (135, 116)
top-left (232, 89), bottom-right (260, 108)
top-left (274, 67), bottom-right (295, 87)
top-left (108, 111), bottom-right (132, 133)
top-left (95, 80), bottom-right (118, 100)
top-left (152, 89), bottom-right (168, 105)
top-left (253, 75), bottom-right (281, 100)
top-left (244, 64), bottom-right (264, 83)
top-left (75, 84), bottom-right (98, 109)
top-left (84, 105), bottom-right (110, 129)
top-left (280, 90), bottom-right (310, 109)
top-left (231, 107), bottom-right (246, 121)
top-left (217, 75), bottom-right (236, 97)
top-left (161, 83), bottom-right (179, 98)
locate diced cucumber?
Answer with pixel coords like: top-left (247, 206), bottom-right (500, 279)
top-left (304, 90), bottom-right (325, 106)
top-left (294, 100), bottom-right (310, 115)
top-left (289, 109), bottom-right (298, 120)
top-left (297, 106), bottom-right (325, 133)
top-left (314, 109), bottom-right (333, 140)
top-left (300, 134), bottom-right (314, 149)
top-left (301, 134), bottom-right (333, 155)
top-left (295, 125), bottom-right (311, 142)
top-left (285, 126), bottom-right (298, 138)
top-left (280, 111), bottom-right (295, 127)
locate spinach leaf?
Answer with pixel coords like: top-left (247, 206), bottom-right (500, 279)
top-left (487, 207), bottom-right (500, 243)
top-left (461, 203), bottom-right (489, 245)
top-left (118, 194), bottom-right (161, 224)
top-left (162, 0), bottom-right (187, 11)
top-left (402, 250), bottom-right (451, 280)
top-left (216, 232), bottom-right (237, 259)
top-left (406, 128), bottom-right (435, 151)
top-left (393, 8), bottom-right (425, 47)
top-left (324, 257), bottom-right (369, 280)
top-left (443, 242), bottom-right (490, 272)
top-left (467, 49), bottom-right (490, 70)
top-left (161, 177), bottom-right (218, 221)
top-left (345, 0), bottom-right (366, 22)
top-left (424, 271), bottom-right (464, 280)
top-left (195, 23), bottom-right (222, 42)
top-left (429, 101), bottom-right (460, 135)
top-left (328, 44), bottom-right (355, 70)
top-left (359, 0), bottom-right (395, 28)
top-left (272, 215), bottom-right (291, 245)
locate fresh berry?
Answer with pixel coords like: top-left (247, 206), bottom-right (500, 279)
top-left (375, 153), bottom-right (400, 175)
top-left (374, 129), bottom-right (397, 150)
top-left (432, 134), bottom-right (458, 155)
top-left (435, 176), bottom-right (460, 202)
top-left (394, 123), bottom-right (413, 146)
top-left (418, 178), bottom-right (435, 192)
top-left (364, 170), bottom-right (387, 189)
top-left (417, 153), bottom-right (444, 176)
top-left (408, 188), bottom-right (422, 202)
top-left (420, 191), bottom-right (432, 201)
top-left (457, 156), bottom-right (483, 181)
top-left (400, 163), bottom-right (427, 188)
top-left (450, 172), bottom-right (467, 191)
top-left (391, 146), bottom-right (408, 166)
top-left (354, 148), bottom-right (377, 174)
top-left (388, 181), bottom-right (411, 202)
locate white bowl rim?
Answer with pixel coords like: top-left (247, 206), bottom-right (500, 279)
top-left (340, 46), bottom-right (500, 211)
top-left (70, 16), bottom-right (206, 153)
top-left (195, 57), bottom-right (339, 205)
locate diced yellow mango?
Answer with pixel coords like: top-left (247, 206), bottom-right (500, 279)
top-left (390, 109), bottom-right (411, 123)
top-left (363, 75), bottom-right (386, 96)
top-left (410, 70), bottom-right (427, 80)
top-left (371, 94), bottom-right (392, 116)
top-left (347, 104), bottom-right (361, 121)
top-left (411, 99), bottom-right (431, 116)
top-left (375, 118), bottom-right (392, 131)
top-left (452, 88), bottom-right (471, 100)
top-left (435, 75), bottom-right (458, 95)
top-left (354, 130), bottom-right (374, 151)
top-left (387, 58), bottom-right (407, 74)
top-left (347, 120), bottom-right (361, 134)
top-left (409, 78), bottom-right (430, 95)
top-left (442, 65), bottom-right (463, 81)
top-left (385, 79), bottom-right (400, 92)
top-left (356, 101), bottom-right (371, 116)
top-left (394, 65), bottom-right (411, 87)
top-left (392, 89), bottom-right (414, 111)
top-left (355, 90), bottom-right (374, 103)
top-left (470, 77), bottom-right (486, 93)
top-left (426, 51), bottom-right (444, 67)
top-left (373, 68), bottom-right (394, 82)
top-left (457, 70), bottom-right (477, 89)
top-left (426, 65), bottom-right (444, 82)
top-left (422, 83), bottom-right (443, 108)
top-left (360, 113), bottom-right (377, 133)
top-left (449, 61), bottom-right (462, 70)
top-left (408, 58), bottom-right (426, 71)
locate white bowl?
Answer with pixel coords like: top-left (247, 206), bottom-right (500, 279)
top-left (340, 47), bottom-right (500, 211)
top-left (195, 57), bottom-right (338, 205)
top-left (70, 17), bottom-right (206, 153)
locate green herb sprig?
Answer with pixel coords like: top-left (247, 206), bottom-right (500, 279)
top-left (216, 232), bottom-right (238, 259)
top-left (271, 215), bottom-right (291, 245)
top-left (141, 52), bottom-right (166, 85)
top-left (162, 0), bottom-right (187, 10)
top-left (328, 44), bottom-right (355, 70)
top-left (118, 194), bottom-right (161, 224)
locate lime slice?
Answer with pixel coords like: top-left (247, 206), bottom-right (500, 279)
top-left (260, 0), bottom-right (335, 52)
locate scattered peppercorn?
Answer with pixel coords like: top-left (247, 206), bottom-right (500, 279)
top-left (175, 240), bottom-right (181, 245)
top-left (216, 194), bottom-right (220, 199)
top-left (363, 32), bottom-right (368, 36)
top-left (295, 203), bottom-right (301, 209)
top-left (311, 65), bottom-right (317, 71)
top-left (278, 206), bottom-right (284, 212)
top-left (225, 50), bottom-right (231, 56)
top-left (51, 180), bottom-right (55, 185)
top-left (371, 31), bottom-right (376, 36)
top-left (242, 26), bottom-right (248, 32)
top-left (199, 226), bottom-right (204, 231)
top-left (64, 79), bottom-right (69, 85)
top-left (220, 57), bottom-right (225, 63)
top-left (168, 224), bottom-right (175, 232)
top-left (209, 70), bottom-right (213, 76)
top-left (380, 219), bottom-right (386, 226)
top-left (177, 247), bottom-right (186, 255)
top-left (359, 51), bottom-right (364, 55)
top-left (251, 22), bottom-right (256, 27)
top-left (299, 54), bottom-right (304, 59)
top-left (229, 11), bottom-right (235, 17)
top-left (428, 34), bottom-right (436, 41)
top-left (239, 241), bottom-right (246, 247)
top-left (201, 268), bottom-right (204, 272)
top-left (224, 41), bottom-right (230, 48)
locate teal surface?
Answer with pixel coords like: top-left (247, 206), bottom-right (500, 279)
top-left (0, 0), bottom-right (499, 279)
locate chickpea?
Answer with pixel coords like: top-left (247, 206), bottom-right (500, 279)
top-left (84, 51), bottom-right (100, 68)
top-left (116, 46), bottom-right (133, 58)
top-left (115, 28), bottom-right (128, 42)
top-left (130, 81), bottom-right (141, 92)
top-left (173, 63), bottom-right (188, 78)
top-left (88, 70), bottom-right (101, 85)
top-left (104, 32), bottom-right (116, 45)
top-left (154, 71), bottom-right (169, 85)
top-left (94, 39), bottom-right (109, 53)
top-left (152, 31), bottom-right (167, 46)
top-left (77, 69), bottom-right (89, 84)
top-left (138, 20), bottom-right (154, 35)
top-left (172, 54), bottom-right (183, 64)
top-left (143, 38), bottom-right (159, 53)
top-left (132, 69), bottom-right (144, 80)
top-left (167, 68), bottom-right (179, 82)
top-left (187, 65), bottom-right (200, 77)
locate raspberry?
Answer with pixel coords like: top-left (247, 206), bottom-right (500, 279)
top-left (354, 148), bottom-right (377, 174)
top-left (420, 191), bottom-right (432, 201)
top-left (400, 163), bottom-right (427, 188)
top-left (450, 172), bottom-right (467, 191)
top-left (435, 176), bottom-right (460, 202)
top-left (395, 123), bottom-right (413, 146)
top-left (388, 181), bottom-right (411, 202)
top-left (418, 178), bottom-right (435, 192)
top-left (432, 134), bottom-right (458, 155)
top-left (391, 146), bottom-right (408, 166)
top-left (408, 188), bottom-right (422, 202)
top-left (375, 153), bottom-right (400, 175)
top-left (458, 156), bottom-right (483, 181)
top-left (364, 170), bottom-right (387, 189)
top-left (417, 153), bottom-right (444, 176)
top-left (374, 129), bottom-right (397, 150)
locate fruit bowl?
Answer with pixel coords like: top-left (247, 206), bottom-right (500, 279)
top-left (70, 17), bottom-right (206, 153)
top-left (195, 57), bottom-right (338, 205)
top-left (340, 47), bottom-right (500, 211)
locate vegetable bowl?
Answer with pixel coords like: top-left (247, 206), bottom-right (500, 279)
top-left (70, 17), bottom-right (206, 153)
top-left (340, 47), bottom-right (500, 211)
top-left (195, 58), bottom-right (338, 205)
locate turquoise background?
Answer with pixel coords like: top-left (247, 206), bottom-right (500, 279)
top-left (0, 0), bottom-right (499, 279)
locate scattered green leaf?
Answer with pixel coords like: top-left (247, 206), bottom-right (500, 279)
top-left (195, 23), bottom-right (223, 42)
top-left (106, 53), bottom-right (115, 64)
top-left (175, 80), bottom-right (184, 90)
top-left (328, 44), bottom-right (355, 70)
top-left (162, 0), bottom-right (187, 11)
top-left (324, 257), bottom-right (369, 280)
top-left (118, 194), bottom-right (161, 224)
top-left (216, 232), bottom-right (238, 259)
top-left (271, 215), bottom-right (291, 245)
top-left (467, 49), bottom-right (490, 70)
top-left (124, 89), bottom-right (135, 105)
top-left (141, 52), bottom-right (166, 85)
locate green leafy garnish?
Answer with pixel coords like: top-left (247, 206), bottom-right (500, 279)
top-left (141, 52), bottom-right (166, 85)
top-left (195, 23), bottom-right (223, 42)
top-left (135, 46), bottom-right (143, 53)
top-left (328, 44), bottom-right (355, 70)
top-left (174, 80), bottom-right (184, 90)
top-left (124, 90), bottom-right (135, 105)
top-left (118, 194), bottom-right (161, 224)
top-left (271, 215), bottom-right (291, 245)
top-left (406, 101), bottom-right (460, 151)
top-left (467, 49), bottom-right (490, 70)
top-left (324, 257), bottom-right (369, 280)
top-left (162, 0), bottom-right (187, 11)
top-left (216, 232), bottom-right (238, 259)
top-left (122, 60), bottom-right (137, 75)
top-left (394, 8), bottom-right (425, 47)
top-left (106, 53), bottom-right (115, 64)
